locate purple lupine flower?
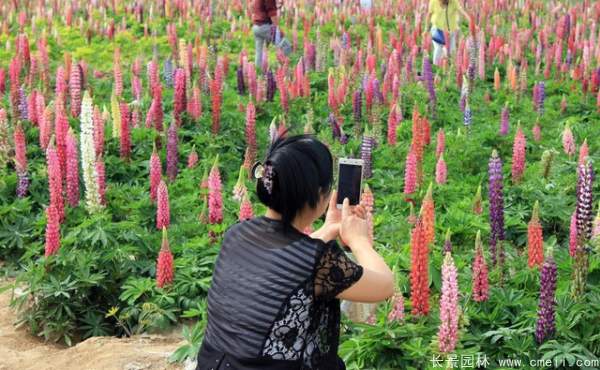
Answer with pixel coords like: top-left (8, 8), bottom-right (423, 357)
top-left (341, 32), bottom-right (350, 49)
top-left (17, 173), bottom-right (29, 197)
top-left (237, 65), bottom-right (246, 95)
top-left (576, 160), bottom-right (595, 243)
top-left (422, 55), bottom-right (436, 109)
top-left (328, 113), bottom-right (341, 140)
top-left (18, 87), bottom-right (28, 120)
top-left (536, 81), bottom-right (545, 115)
top-left (564, 14), bottom-right (571, 38)
top-left (361, 132), bottom-right (374, 179)
top-left (266, 69), bottom-right (276, 102)
top-left (463, 101), bottom-right (472, 130)
top-left (535, 255), bottom-right (557, 343)
top-left (566, 49), bottom-right (573, 67)
top-left (500, 104), bottom-right (509, 135)
top-left (489, 150), bottom-right (505, 266)
top-left (373, 78), bottom-right (384, 104)
top-left (163, 58), bottom-right (174, 87)
top-left (459, 94), bottom-right (466, 112)
top-left (166, 121), bottom-right (178, 182)
top-left (353, 89), bottom-right (362, 122)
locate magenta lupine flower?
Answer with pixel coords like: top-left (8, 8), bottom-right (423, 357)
top-left (44, 204), bottom-right (61, 257)
top-left (156, 227), bottom-right (174, 288)
top-left (489, 150), bottom-right (505, 265)
top-left (535, 255), bottom-right (557, 343)
top-left (353, 89), bottom-right (362, 122)
top-left (438, 253), bottom-right (459, 353)
top-left (499, 103), bottom-right (509, 136)
top-left (511, 124), bottom-right (526, 183)
top-left (166, 121), bottom-right (178, 181)
top-left (387, 292), bottom-right (405, 322)
top-left (208, 158), bottom-right (223, 224)
top-left (435, 154), bottom-right (447, 185)
top-left (156, 180), bottom-right (170, 229)
top-left (65, 130), bottom-right (80, 207)
top-left (569, 212), bottom-right (577, 257)
top-left (173, 68), bottom-right (186, 125)
top-left (188, 86), bottom-right (202, 120)
top-left (150, 144), bottom-right (162, 203)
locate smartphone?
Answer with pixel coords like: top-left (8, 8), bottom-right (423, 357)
top-left (336, 158), bottom-right (364, 209)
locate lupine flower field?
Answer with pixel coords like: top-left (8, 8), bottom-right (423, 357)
top-left (0, 0), bottom-right (600, 368)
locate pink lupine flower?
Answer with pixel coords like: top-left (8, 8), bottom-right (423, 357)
top-left (569, 211), bottom-right (577, 257)
top-left (44, 204), bottom-right (61, 257)
top-left (435, 129), bottom-right (445, 159)
top-left (69, 62), bottom-right (82, 117)
top-left (156, 227), bottom-right (174, 288)
top-left (55, 98), bottom-right (69, 180)
top-left (404, 147), bottom-right (417, 195)
top-left (149, 145), bottom-right (162, 203)
top-left (239, 195), bottom-right (254, 221)
top-left (46, 141), bottom-right (65, 223)
top-left (511, 124), bottom-right (526, 183)
top-left (113, 48), bottom-right (123, 97)
top-left (208, 157), bottom-right (223, 224)
top-left (435, 154), bottom-right (447, 185)
top-left (578, 139), bottom-right (589, 167)
top-left (119, 102), bottom-right (131, 160)
top-left (245, 101), bottom-right (256, 165)
top-left (472, 231), bottom-right (489, 302)
top-left (562, 125), bottom-right (575, 157)
top-left (187, 86), bottom-right (202, 120)
top-left (93, 106), bottom-right (105, 157)
top-left (173, 68), bottom-right (186, 125)
top-left (387, 292), bottom-right (405, 322)
top-left (532, 120), bottom-right (541, 142)
top-left (156, 180), bottom-right (170, 229)
top-left (387, 104), bottom-right (398, 145)
top-left (187, 146), bottom-right (199, 168)
top-left (65, 130), bottom-right (80, 207)
top-left (438, 253), bottom-right (459, 353)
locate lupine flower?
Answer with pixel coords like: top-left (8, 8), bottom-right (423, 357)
top-left (387, 292), bottom-right (405, 322)
top-left (65, 129), bottom-right (79, 207)
top-left (532, 119), bottom-right (542, 142)
top-left (410, 218), bottom-right (430, 316)
top-left (353, 89), bottom-right (362, 122)
top-left (266, 69), bottom-right (276, 102)
top-left (55, 98), bottom-right (69, 180)
top-left (237, 65), bottom-right (246, 95)
top-left (37, 95), bottom-right (50, 150)
top-left (572, 160), bottom-right (594, 297)
top-left (443, 229), bottom-right (452, 253)
top-left (173, 68), bottom-right (186, 125)
top-left (435, 155), bottom-right (447, 185)
top-left (96, 157), bottom-right (106, 205)
top-left (438, 252), bottom-right (459, 353)
top-left (113, 48), bottom-right (123, 96)
top-left (187, 146), bottom-right (199, 168)
top-left (119, 102), bottom-right (131, 160)
top-left (188, 86), bottom-right (202, 120)
top-left (535, 254), bottom-right (557, 343)
top-left (435, 129), bottom-right (445, 159)
top-left (163, 58), bottom-right (174, 87)
top-left (500, 103), bottom-right (509, 136)
top-left (489, 150), bottom-right (505, 265)
top-left (208, 157), bottom-right (223, 224)
top-left (18, 87), bottom-right (28, 120)
top-left (361, 132), bottom-right (374, 179)
top-left (211, 61), bottom-right (224, 134)
top-left (156, 180), bottom-right (170, 229)
top-left (239, 195), bottom-right (254, 221)
top-left (46, 141), bottom-right (65, 223)
top-left (44, 204), bottom-right (61, 257)
top-left (80, 92), bottom-right (102, 213)
top-left (110, 92), bottom-right (121, 139)
top-left (528, 201), bottom-right (544, 268)
top-left (166, 121), bottom-right (178, 181)
top-left (13, 123), bottom-right (28, 197)
top-left (463, 101), bottom-right (472, 130)
top-left (422, 55), bottom-right (436, 110)
top-left (245, 102), bottom-right (256, 164)
top-left (361, 184), bottom-right (375, 242)
top-left (578, 139), bottom-right (589, 168)
top-left (421, 184), bottom-right (435, 246)
top-left (0, 109), bottom-right (9, 170)
top-left (473, 184), bottom-right (483, 214)
top-left (93, 106), bottom-right (105, 157)
top-left (156, 227), bottom-right (174, 288)
top-left (494, 68), bottom-right (501, 90)
top-left (404, 147), bottom-right (417, 195)
top-left (69, 62), bottom-right (82, 117)
top-left (511, 124), bottom-right (526, 183)
top-left (569, 212), bottom-right (577, 257)
top-left (472, 231), bottom-right (489, 302)
top-left (536, 81), bottom-right (545, 115)
top-left (149, 144), bottom-right (162, 202)
top-left (387, 104), bottom-right (398, 145)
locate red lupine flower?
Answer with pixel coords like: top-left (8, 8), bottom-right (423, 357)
top-left (150, 145), bottom-right (162, 202)
top-left (119, 102), bottom-right (131, 160)
top-left (187, 86), bottom-right (202, 120)
top-left (410, 218), bottom-right (430, 316)
top-left (239, 195), bottom-right (254, 221)
top-left (44, 204), bottom-right (61, 257)
top-left (187, 146), bottom-right (199, 169)
top-left (93, 106), bottom-right (105, 157)
top-left (387, 104), bottom-right (398, 145)
top-left (113, 48), bottom-right (123, 97)
top-left (156, 227), bottom-right (174, 288)
top-left (528, 201), bottom-right (544, 268)
top-left (54, 97), bottom-right (69, 179)
top-left (156, 180), bottom-right (170, 229)
top-left (208, 157), bottom-right (223, 224)
top-left (211, 61), bottom-right (224, 135)
top-left (421, 184), bottom-right (435, 246)
top-left (69, 62), bottom-right (82, 117)
top-left (96, 157), bottom-right (106, 205)
top-left (46, 141), bottom-right (65, 223)
top-left (472, 231), bottom-right (489, 302)
top-left (65, 129), bottom-right (80, 207)
top-left (173, 68), bottom-right (186, 125)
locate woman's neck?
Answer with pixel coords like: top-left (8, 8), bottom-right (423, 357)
top-left (265, 209), bottom-right (310, 231)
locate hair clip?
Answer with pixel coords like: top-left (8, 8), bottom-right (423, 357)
top-left (252, 161), bottom-right (274, 195)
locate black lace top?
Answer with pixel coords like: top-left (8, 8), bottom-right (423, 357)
top-left (196, 216), bottom-right (364, 370)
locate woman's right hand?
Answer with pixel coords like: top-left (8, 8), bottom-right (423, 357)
top-left (339, 198), bottom-right (371, 251)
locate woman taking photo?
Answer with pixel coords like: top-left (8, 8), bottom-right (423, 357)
top-left (426, 0), bottom-right (470, 65)
top-left (196, 135), bottom-right (394, 369)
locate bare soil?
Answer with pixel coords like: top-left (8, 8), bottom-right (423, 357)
top-left (0, 279), bottom-right (186, 370)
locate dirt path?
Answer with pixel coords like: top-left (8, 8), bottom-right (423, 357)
top-left (0, 279), bottom-right (187, 370)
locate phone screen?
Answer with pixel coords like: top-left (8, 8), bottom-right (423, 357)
top-left (336, 163), bottom-right (363, 206)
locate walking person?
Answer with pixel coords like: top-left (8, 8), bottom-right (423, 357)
top-left (252, 0), bottom-right (279, 70)
top-left (196, 135), bottom-right (395, 369)
top-left (425, 0), bottom-right (470, 65)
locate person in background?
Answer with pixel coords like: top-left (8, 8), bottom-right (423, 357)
top-left (252, 0), bottom-right (279, 70)
top-left (196, 135), bottom-right (395, 369)
top-left (425, 0), bottom-right (469, 65)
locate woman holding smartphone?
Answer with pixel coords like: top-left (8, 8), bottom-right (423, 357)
top-left (196, 135), bottom-right (394, 369)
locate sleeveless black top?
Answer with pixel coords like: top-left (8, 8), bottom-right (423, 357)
top-left (196, 216), bottom-right (364, 370)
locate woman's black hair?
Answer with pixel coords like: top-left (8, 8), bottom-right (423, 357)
top-left (256, 134), bottom-right (333, 227)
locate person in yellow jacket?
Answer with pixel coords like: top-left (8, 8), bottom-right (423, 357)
top-left (425, 0), bottom-right (469, 65)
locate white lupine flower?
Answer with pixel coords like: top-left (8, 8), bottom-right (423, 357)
top-left (80, 91), bottom-right (103, 213)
